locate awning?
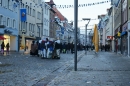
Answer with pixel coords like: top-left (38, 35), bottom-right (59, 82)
top-left (0, 36), bottom-right (6, 40)
top-left (121, 31), bottom-right (127, 36)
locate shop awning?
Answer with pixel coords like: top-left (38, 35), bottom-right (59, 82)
top-left (0, 36), bottom-right (6, 40)
top-left (121, 31), bottom-right (127, 36)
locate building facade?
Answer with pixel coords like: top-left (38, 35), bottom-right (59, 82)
top-left (19, 0), bottom-right (43, 51)
top-left (42, 2), bottom-right (51, 39)
top-left (0, 0), bottom-right (19, 51)
top-left (128, 0), bottom-right (130, 57)
top-left (121, 0), bottom-right (128, 55)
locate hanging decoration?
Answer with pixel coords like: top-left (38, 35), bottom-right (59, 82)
top-left (56, 0), bottom-right (111, 9)
top-left (12, 0), bottom-right (111, 9)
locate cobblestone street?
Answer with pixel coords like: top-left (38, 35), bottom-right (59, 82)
top-left (46, 51), bottom-right (130, 86)
top-left (0, 51), bottom-right (84, 86)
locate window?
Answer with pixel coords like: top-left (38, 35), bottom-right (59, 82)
top-left (13, 20), bottom-right (15, 28)
top-left (0, 15), bottom-right (3, 25)
top-left (31, 24), bottom-right (33, 31)
top-left (33, 9), bottom-right (35, 17)
top-left (46, 8), bottom-right (48, 15)
top-left (44, 6), bottom-right (47, 14)
top-left (44, 29), bottom-right (46, 36)
top-left (37, 26), bottom-right (40, 37)
top-left (27, 6), bottom-right (29, 15)
top-left (7, 18), bottom-right (10, 26)
top-left (33, 24), bottom-right (35, 32)
top-left (21, 22), bottom-right (25, 30)
top-left (47, 30), bottom-right (48, 36)
top-left (25, 22), bottom-right (27, 31)
top-left (38, 0), bottom-right (41, 4)
top-left (30, 8), bottom-right (31, 15)
top-left (22, 3), bottom-right (24, 8)
top-left (37, 12), bottom-right (41, 19)
top-left (0, 0), bottom-right (2, 6)
top-left (29, 23), bottom-right (31, 31)
top-left (7, 0), bottom-right (9, 9)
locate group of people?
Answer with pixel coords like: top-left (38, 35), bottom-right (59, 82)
top-left (0, 42), bottom-right (10, 55)
top-left (60, 42), bottom-right (74, 54)
top-left (101, 44), bottom-right (110, 51)
top-left (30, 38), bottom-right (61, 59)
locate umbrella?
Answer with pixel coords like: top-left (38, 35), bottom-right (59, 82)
top-left (0, 36), bottom-right (6, 40)
top-left (21, 34), bottom-right (25, 49)
top-left (92, 24), bottom-right (99, 52)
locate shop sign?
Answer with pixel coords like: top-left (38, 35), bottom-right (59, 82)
top-left (107, 36), bottom-right (113, 40)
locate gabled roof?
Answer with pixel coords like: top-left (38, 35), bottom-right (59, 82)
top-left (53, 7), bottom-right (65, 21)
top-left (46, 0), bottom-right (65, 21)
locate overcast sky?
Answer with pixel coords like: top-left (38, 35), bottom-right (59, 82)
top-left (44, 0), bottom-right (111, 34)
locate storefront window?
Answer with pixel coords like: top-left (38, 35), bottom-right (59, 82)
top-left (3, 35), bottom-right (10, 50)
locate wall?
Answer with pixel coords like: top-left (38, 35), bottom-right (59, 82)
top-left (0, 0), bottom-right (19, 51)
top-left (43, 2), bottom-right (50, 39)
top-left (103, 27), bottom-right (106, 45)
top-left (122, 0), bottom-right (128, 25)
top-left (114, 2), bottom-right (121, 30)
top-left (128, 0), bottom-right (130, 21)
top-left (19, 0), bottom-right (42, 38)
top-left (10, 36), bottom-right (18, 51)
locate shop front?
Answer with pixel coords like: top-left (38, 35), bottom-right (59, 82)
top-left (106, 36), bottom-right (113, 51)
top-left (114, 27), bottom-right (121, 53)
top-left (0, 28), bottom-right (18, 52)
top-left (121, 22), bottom-right (128, 56)
top-left (19, 36), bottom-right (36, 53)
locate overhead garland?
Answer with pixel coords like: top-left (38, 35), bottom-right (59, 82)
top-left (55, 0), bottom-right (111, 9)
top-left (12, 0), bottom-right (111, 9)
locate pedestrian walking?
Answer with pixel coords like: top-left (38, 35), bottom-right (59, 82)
top-left (70, 42), bottom-right (74, 54)
top-left (62, 42), bottom-right (66, 53)
top-left (6, 43), bottom-right (10, 55)
top-left (66, 43), bottom-right (70, 53)
top-left (30, 41), bottom-right (38, 56)
top-left (1, 41), bottom-right (5, 55)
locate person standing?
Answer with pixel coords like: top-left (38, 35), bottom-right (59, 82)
top-left (70, 42), bottom-right (74, 54)
top-left (1, 42), bottom-right (5, 55)
top-left (6, 43), bottom-right (10, 55)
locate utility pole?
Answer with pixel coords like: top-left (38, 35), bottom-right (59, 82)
top-left (74, 0), bottom-right (78, 71)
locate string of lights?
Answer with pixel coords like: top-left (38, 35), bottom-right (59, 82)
top-left (55, 0), bottom-right (111, 8)
top-left (12, 0), bottom-right (111, 9)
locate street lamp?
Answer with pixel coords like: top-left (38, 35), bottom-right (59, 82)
top-left (82, 18), bottom-right (91, 54)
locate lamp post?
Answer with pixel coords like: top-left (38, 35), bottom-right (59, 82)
top-left (74, 0), bottom-right (78, 71)
top-left (82, 18), bottom-right (91, 54)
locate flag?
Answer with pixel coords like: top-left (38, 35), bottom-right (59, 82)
top-left (20, 9), bottom-right (27, 22)
top-left (92, 24), bottom-right (99, 52)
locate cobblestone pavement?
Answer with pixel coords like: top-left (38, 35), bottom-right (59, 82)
top-left (0, 51), bottom-right (84, 86)
top-left (46, 51), bottom-right (130, 86)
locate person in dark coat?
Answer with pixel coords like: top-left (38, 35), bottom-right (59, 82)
top-left (70, 42), bottom-right (74, 54)
top-left (1, 42), bottom-right (5, 55)
top-left (66, 43), bottom-right (70, 53)
top-left (105, 44), bottom-right (107, 51)
top-left (6, 43), bottom-right (10, 55)
top-left (30, 41), bottom-right (38, 56)
top-left (62, 42), bottom-right (66, 53)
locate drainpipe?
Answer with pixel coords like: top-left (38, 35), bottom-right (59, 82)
top-left (112, 5), bottom-right (114, 52)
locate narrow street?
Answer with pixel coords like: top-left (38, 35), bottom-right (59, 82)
top-left (46, 51), bottom-right (130, 86)
top-left (0, 51), bottom-right (84, 86)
